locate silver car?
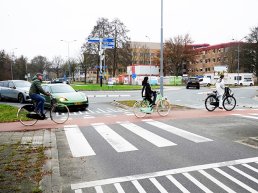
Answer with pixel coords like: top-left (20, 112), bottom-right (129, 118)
top-left (0, 80), bottom-right (31, 103)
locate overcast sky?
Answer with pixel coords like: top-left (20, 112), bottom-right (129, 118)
top-left (1, 0), bottom-right (258, 60)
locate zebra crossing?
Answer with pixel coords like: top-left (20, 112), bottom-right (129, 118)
top-left (71, 157), bottom-right (258, 193)
top-left (68, 107), bottom-right (132, 119)
top-left (64, 119), bottom-right (213, 158)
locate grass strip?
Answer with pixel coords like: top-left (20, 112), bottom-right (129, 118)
top-left (0, 104), bottom-right (19, 123)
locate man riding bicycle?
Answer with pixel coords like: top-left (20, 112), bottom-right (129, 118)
top-left (29, 73), bottom-right (50, 118)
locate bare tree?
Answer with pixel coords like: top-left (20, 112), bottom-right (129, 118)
top-left (51, 56), bottom-right (64, 78)
top-left (164, 34), bottom-right (195, 76)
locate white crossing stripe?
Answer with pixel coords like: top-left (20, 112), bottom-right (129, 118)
top-left (232, 114), bottom-right (258, 120)
top-left (97, 108), bottom-right (107, 113)
top-left (114, 183), bottom-right (126, 193)
top-left (95, 186), bottom-right (104, 193)
top-left (92, 123), bottom-right (138, 152)
top-left (144, 120), bottom-right (213, 143)
top-left (87, 109), bottom-right (95, 113)
top-left (107, 108), bottom-right (118, 112)
top-left (199, 170), bottom-right (236, 193)
top-left (228, 165), bottom-right (258, 184)
top-left (242, 164), bottom-right (258, 173)
top-left (32, 136), bottom-right (43, 145)
top-left (74, 189), bottom-right (82, 193)
top-left (119, 122), bottom-right (176, 147)
top-left (64, 125), bottom-right (96, 157)
top-left (71, 157), bottom-right (258, 190)
top-left (21, 136), bottom-right (32, 144)
top-left (183, 172), bottom-right (213, 193)
top-left (166, 175), bottom-right (190, 193)
top-left (132, 180), bottom-right (147, 193)
top-left (214, 168), bottom-right (258, 193)
top-left (149, 178), bottom-right (169, 193)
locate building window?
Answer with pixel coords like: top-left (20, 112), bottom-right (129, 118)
top-left (213, 58), bottom-right (216, 62)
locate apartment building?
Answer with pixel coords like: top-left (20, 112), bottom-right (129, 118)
top-left (188, 42), bottom-right (239, 76)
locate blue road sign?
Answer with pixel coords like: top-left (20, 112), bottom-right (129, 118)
top-left (88, 37), bottom-right (100, 43)
top-left (103, 37), bottom-right (114, 43)
top-left (102, 44), bottom-right (114, 49)
top-left (132, 73), bottom-right (136, 79)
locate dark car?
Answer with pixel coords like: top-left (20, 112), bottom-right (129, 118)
top-left (186, 77), bottom-right (200, 89)
top-left (51, 78), bottom-right (69, 84)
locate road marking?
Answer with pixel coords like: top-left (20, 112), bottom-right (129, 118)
top-left (87, 109), bottom-right (95, 114)
top-left (183, 172), bottom-right (213, 193)
top-left (71, 157), bottom-right (258, 190)
top-left (92, 123), bottom-right (138, 152)
top-left (83, 115), bottom-right (95, 119)
top-left (199, 170), bottom-right (236, 193)
top-left (64, 125), bottom-right (96, 157)
top-left (214, 168), bottom-right (258, 193)
top-left (32, 136), bottom-right (43, 145)
top-left (97, 108), bottom-right (106, 113)
top-left (249, 113), bottom-right (258, 116)
top-left (228, 165), bottom-right (258, 184)
top-left (132, 180), bottom-right (147, 193)
top-left (166, 175), bottom-right (190, 193)
top-left (74, 189), bottom-right (82, 193)
top-left (143, 119), bottom-right (213, 143)
top-left (149, 177), bottom-right (169, 193)
top-left (114, 183), bottom-right (125, 193)
top-left (232, 114), bottom-right (258, 120)
top-left (119, 122), bottom-right (177, 147)
top-left (95, 186), bottom-right (103, 193)
top-left (242, 164), bottom-right (258, 173)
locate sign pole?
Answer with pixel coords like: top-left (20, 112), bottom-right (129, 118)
top-left (99, 38), bottom-right (103, 87)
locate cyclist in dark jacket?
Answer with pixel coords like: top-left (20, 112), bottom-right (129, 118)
top-left (29, 73), bottom-right (50, 117)
top-left (142, 76), bottom-right (156, 107)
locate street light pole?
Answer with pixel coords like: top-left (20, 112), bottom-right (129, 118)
top-left (160, 0), bottom-right (164, 96)
top-left (60, 40), bottom-right (77, 82)
top-left (233, 36), bottom-right (246, 85)
top-left (11, 48), bottom-right (17, 80)
top-left (145, 35), bottom-right (151, 82)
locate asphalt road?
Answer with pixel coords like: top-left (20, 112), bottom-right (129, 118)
top-left (56, 107), bottom-right (258, 193)
top-left (1, 86), bottom-right (258, 192)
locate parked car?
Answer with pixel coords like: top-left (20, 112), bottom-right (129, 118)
top-left (186, 77), bottom-right (200, 89)
top-left (41, 84), bottom-right (88, 110)
top-left (51, 78), bottom-right (70, 84)
top-left (0, 80), bottom-right (31, 103)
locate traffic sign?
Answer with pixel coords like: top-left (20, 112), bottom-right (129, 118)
top-left (102, 44), bottom-right (115, 49)
top-left (132, 73), bottom-right (137, 79)
top-left (88, 37), bottom-right (100, 43)
top-left (103, 37), bottom-right (114, 43)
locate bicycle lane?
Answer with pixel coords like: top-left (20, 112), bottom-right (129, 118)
top-left (1, 108), bottom-right (257, 132)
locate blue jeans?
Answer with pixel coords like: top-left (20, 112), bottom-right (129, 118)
top-left (30, 94), bottom-right (46, 115)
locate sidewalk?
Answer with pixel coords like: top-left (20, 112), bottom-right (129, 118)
top-left (0, 128), bottom-right (61, 193)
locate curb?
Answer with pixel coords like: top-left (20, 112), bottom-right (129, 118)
top-left (111, 100), bottom-right (132, 110)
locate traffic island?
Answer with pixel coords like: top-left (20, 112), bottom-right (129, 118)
top-left (112, 100), bottom-right (193, 110)
top-left (236, 137), bottom-right (258, 149)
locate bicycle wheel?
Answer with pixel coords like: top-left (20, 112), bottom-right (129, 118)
top-left (50, 103), bottom-right (69, 124)
top-left (223, 96), bottom-right (236, 111)
top-left (157, 99), bottom-right (170, 116)
top-left (17, 105), bottom-right (38, 126)
top-left (133, 100), bottom-right (148, 118)
top-left (205, 95), bottom-right (217, 111)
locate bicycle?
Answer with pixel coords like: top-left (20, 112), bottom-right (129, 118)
top-left (133, 91), bottom-right (170, 118)
top-left (17, 97), bottom-right (70, 126)
top-left (205, 87), bottom-right (236, 111)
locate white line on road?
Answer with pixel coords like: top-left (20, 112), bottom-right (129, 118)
top-left (242, 164), bottom-right (258, 173)
top-left (149, 178), bottom-right (169, 193)
top-left (199, 170), bottom-right (236, 193)
top-left (71, 157), bottom-right (258, 190)
top-left (214, 168), bottom-right (258, 193)
top-left (114, 183), bottom-right (126, 193)
top-left (95, 186), bottom-right (104, 193)
top-left (119, 122), bottom-right (177, 147)
top-left (228, 165), bottom-right (258, 184)
top-left (132, 180), bottom-right (147, 193)
top-left (166, 175), bottom-right (190, 193)
top-left (232, 114), bottom-right (258, 120)
top-left (183, 172), bottom-right (213, 193)
top-left (64, 125), bottom-right (96, 157)
top-left (143, 119), bottom-right (213, 143)
top-left (92, 123), bottom-right (138, 152)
